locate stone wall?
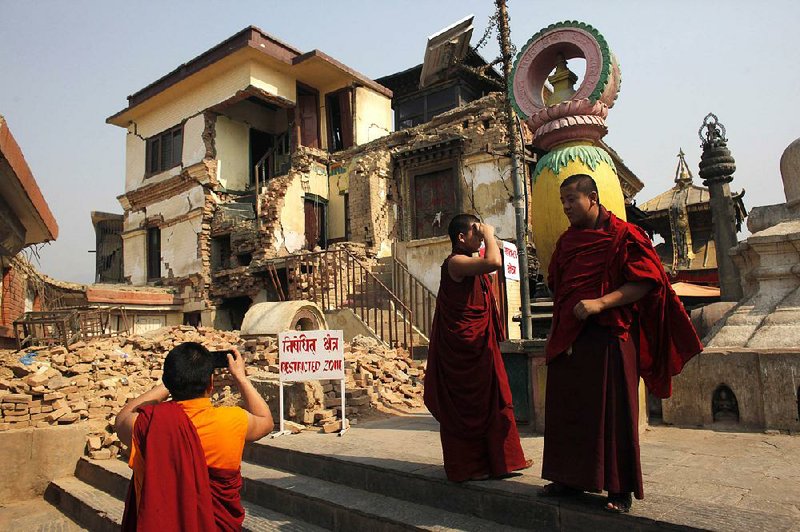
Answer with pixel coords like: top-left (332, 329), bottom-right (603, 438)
top-left (0, 425), bottom-right (87, 502)
top-left (662, 349), bottom-right (800, 431)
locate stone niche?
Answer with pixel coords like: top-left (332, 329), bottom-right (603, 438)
top-left (662, 349), bottom-right (800, 431)
top-left (662, 137), bottom-right (800, 431)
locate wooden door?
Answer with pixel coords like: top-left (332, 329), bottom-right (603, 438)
top-left (304, 198), bottom-right (327, 250)
top-left (413, 168), bottom-right (456, 239)
top-left (298, 93), bottom-right (319, 149)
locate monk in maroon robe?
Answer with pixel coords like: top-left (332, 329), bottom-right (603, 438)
top-left (424, 214), bottom-right (532, 482)
top-left (541, 174), bottom-right (702, 512)
top-left (121, 401), bottom-right (243, 531)
top-left (116, 342), bottom-right (275, 530)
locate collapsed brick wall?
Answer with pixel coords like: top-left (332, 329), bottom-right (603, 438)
top-left (208, 147), bottom-right (340, 303)
top-left (0, 325), bottom-right (425, 458)
top-left (1, 256), bottom-right (86, 342)
top-left (1, 262), bottom-right (28, 339)
top-left (331, 92), bottom-right (517, 253)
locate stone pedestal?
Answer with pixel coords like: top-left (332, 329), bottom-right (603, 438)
top-left (664, 137), bottom-right (800, 431)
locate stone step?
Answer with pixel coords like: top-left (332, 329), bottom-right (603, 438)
top-left (50, 457), bottom-right (327, 532)
top-left (44, 477), bottom-right (122, 532)
top-left (244, 431), bottom-right (800, 532)
top-left (67, 456), bottom-right (523, 532)
top-left (244, 442), bottom-right (557, 530)
top-left (239, 460), bottom-right (526, 531)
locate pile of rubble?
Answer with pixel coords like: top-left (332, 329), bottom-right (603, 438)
top-left (0, 326), bottom-right (426, 458)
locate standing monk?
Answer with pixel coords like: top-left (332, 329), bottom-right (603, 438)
top-left (424, 214), bottom-right (532, 482)
top-left (540, 174), bottom-right (702, 512)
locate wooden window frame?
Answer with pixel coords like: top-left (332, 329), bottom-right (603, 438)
top-left (145, 124), bottom-right (184, 177)
top-left (325, 88), bottom-right (354, 153)
top-left (408, 160), bottom-right (460, 240)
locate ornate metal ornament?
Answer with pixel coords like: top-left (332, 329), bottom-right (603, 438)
top-left (699, 113), bottom-right (727, 147)
top-left (509, 21), bottom-right (621, 150)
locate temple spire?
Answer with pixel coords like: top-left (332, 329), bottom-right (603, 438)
top-left (674, 148), bottom-right (694, 188)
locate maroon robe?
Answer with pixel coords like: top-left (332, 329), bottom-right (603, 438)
top-left (424, 252), bottom-right (528, 482)
top-left (122, 401), bottom-right (245, 531)
top-left (543, 209), bottom-right (702, 499)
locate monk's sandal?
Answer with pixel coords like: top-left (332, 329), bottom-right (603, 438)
top-left (605, 492), bottom-right (632, 513)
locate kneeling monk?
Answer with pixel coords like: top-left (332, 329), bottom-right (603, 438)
top-left (541, 174), bottom-right (702, 513)
top-left (115, 342), bottom-right (274, 530)
top-left (424, 214), bottom-right (532, 482)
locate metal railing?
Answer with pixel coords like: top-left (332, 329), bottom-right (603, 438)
top-left (389, 257), bottom-right (436, 339)
top-left (284, 249), bottom-right (414, 351)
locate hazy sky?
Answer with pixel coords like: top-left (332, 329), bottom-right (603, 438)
top-left (2, 0), bottom-right (797, 283)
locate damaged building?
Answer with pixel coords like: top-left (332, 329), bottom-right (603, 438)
top-left (0, 115), bottom-right (60, 346)
top-left (102, 22), bottom-right (645, 349)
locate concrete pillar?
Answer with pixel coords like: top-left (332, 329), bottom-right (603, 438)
top-left (698, 114), bottom-right (743, 301)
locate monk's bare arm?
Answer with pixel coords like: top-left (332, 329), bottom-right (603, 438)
top-left (115, 384), bottom-right (170, 448)
top-left (448, 224), bottom-right (503, 281)
top-left (228, 350), bottom-right (275, 441)
top-left (573, 281), bottom-right (656, 320)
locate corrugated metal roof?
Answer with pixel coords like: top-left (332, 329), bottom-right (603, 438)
top-left (640, 184), bottom-right (711, 213)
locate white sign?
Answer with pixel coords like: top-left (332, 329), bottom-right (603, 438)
top-left (503, 241), bottom-right (520, 281)
top-left (278, 330), bottom-right (344, 382)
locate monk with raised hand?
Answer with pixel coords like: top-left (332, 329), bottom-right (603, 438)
top-left (540, 174), bottom-right (702, 513)
top-left (115, 342), bottom-right (274, 530)
top-left (424, 214), bottom-right (532, 482)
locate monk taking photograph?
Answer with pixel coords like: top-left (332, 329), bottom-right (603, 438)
top-left (424, 214), bottom-right (533, 482)
top-left (540, 174), bottom-right (702, 512)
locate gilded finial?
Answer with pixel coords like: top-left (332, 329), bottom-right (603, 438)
top-left (674, 148), bottom-right (694, 188)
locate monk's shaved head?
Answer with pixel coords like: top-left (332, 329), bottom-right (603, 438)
top-left (560, 174), bottom-right (600, 203)
top-left (448, 213), bottom-right (480, 247)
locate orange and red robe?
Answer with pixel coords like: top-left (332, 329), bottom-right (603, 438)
top-left (424, 252), bottom-right (528, 482)
top-left (122, 399), bottom-right (248, 531)
top-left (543, 209), bottom-right (702, 498)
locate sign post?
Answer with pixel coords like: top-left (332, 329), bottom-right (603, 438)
top-left (502, 241), bottom-right (520, 281)
top-left (272, 330), bottom-right (347, 437)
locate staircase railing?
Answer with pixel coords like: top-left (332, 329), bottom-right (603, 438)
top-left (284, 249), bottom-right (414, 351)
top-left (253, 130), bottom-right (292, 219)
top-left (389, 257), bottom-right (436, 339)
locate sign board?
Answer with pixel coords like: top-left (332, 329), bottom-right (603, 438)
top-left (503, 241), bottom-right (520, 281)
top-left (279, 330), bottom-right (344, 382)
top-left (275, 330), bottom-right (347, 437)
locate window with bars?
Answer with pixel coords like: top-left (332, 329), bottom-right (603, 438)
top-left (145, 125), bottom-right (183, 176)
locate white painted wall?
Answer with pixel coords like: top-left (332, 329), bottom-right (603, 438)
top-left (273, 166), bottom-right (329, 254)
top-left (215, 116), bottom-right (250, 191)
top-left (147, 185), bottom-right (205, 221)
top-left (223, 99), bottom-right (288, 134)
top-left (160, 213), bottom-right (203, 278)
top-left (124, 132), bottom-right (147, 193)
top-left (462, 156), bottom-right (516, 240)
top-left (183, 114), bottom-right (206, 167)
top-left (397, 236), bottom-right (451, 294)
top-left (123, 230), bottom-right (146, 284)
top-left (355, 87), bottom-right (392, 145)
top-left (133, 315), bottom-right (166, 335)
top-left (122, 185), bottom-right (205, 285)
